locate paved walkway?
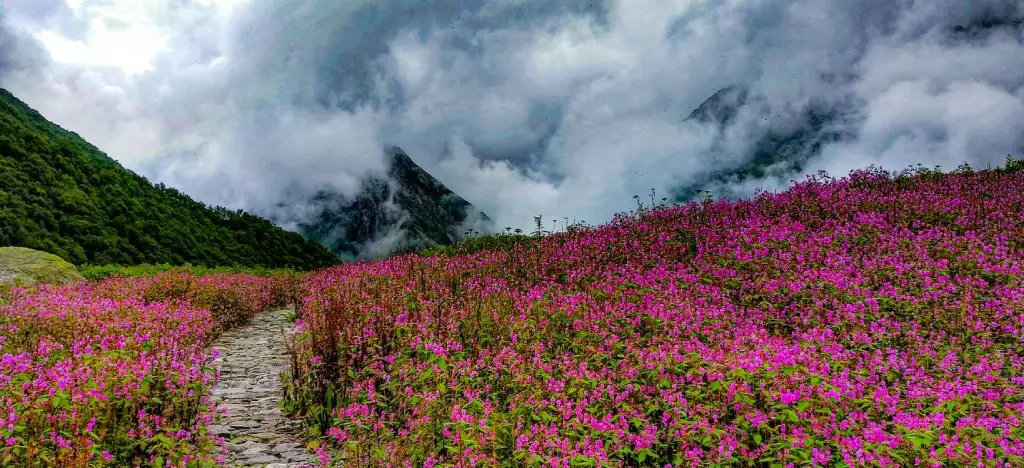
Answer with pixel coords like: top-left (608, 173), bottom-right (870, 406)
top-left (209, 309), bottom-right (313, 467)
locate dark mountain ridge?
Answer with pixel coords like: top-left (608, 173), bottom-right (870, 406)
top-left (675, 85), bottom-right (854, 201)
top-left (673, 14), bottom-right (1024, 202)
top-left (296, 146), bottom-right (491, 260)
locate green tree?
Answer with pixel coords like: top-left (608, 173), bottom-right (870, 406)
top-left (0, 88), bottom-right (338, 269)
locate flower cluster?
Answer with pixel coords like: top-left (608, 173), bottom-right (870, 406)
top-left (0, 271), bottom-right (292, 467)
top-left (285, 166), bottom-right (1024, 467)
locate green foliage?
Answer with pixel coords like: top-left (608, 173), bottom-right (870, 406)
top-left (79, 263), bottom-right (295, 281)
top-left (996, 154), bottom-right (1024, 174)
top-left (0, 89), bottom-right (338, 270)
top-left (421, 233), bottom-right (537, 257)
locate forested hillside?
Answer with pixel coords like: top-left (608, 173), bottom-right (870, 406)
top-left (0, 89), bottom-right (338, 268)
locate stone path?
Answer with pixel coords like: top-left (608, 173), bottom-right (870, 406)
top-left (209, 308), bottom-right (314, 467)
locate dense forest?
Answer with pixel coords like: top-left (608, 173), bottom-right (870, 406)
top-left (0, 89), bottom-right (338, 269)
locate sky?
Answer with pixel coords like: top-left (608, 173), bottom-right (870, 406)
top-left (1, 0), bottom-right (1022, 233)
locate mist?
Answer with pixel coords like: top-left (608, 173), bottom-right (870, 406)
top-left (1, 0), bottom-right (1022, 233)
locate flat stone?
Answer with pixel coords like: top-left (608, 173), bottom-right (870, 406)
top-left (252, 432), bottom-right (284, 441)
top-left (272, 443), bottom-right (300, 453)
top-left (230, 420), bottom-right (261, 429)
top-left (240, 446), bottom-right (268, 456)
top-left (241, 455), bottom-right (281, 465)
top-left (209, 425), bottom-right (230, 435)
top-left (282, 451), bottom-right (310, 461)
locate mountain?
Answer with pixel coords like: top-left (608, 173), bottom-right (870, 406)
top-left (674, 86), bottom-right (854, 201)
top-left (674, 16), bottom-right (1024, 203)
top-left (949, 8), bottom-right (1024, 39)
top-left (296, 147), bottom-right (491, 261)
top-left (685, 86), bottom-right (749, 128)
top-left (0, 88), bottom-right (338, 269)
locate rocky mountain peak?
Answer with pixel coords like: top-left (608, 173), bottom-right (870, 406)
top-left (298, 147), bottom-right (491, 260)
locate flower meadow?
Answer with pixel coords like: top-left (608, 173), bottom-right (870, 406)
top-left (0, 271), bottom-right (296, 467)
top-left (284, 165), bottom-right (1024, 467)
top-left (2, 162), bottom-right (1023, 467)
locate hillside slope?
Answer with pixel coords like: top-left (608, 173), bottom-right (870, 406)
top-left (297, 146), bottom-right (491, 260)
top-left (289, 161), bottom-right (1024, 465)
top-left (0, 89), bottom-right (338, 268)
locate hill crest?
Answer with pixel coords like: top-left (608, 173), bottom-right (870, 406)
top-left (0, 88), bottom-right (338, 269)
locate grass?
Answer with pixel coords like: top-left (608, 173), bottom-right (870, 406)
top-left (78, 263), bottom-right (298, 281)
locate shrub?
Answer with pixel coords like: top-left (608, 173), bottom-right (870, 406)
top-left (421, 233), bottom-right (538, 257)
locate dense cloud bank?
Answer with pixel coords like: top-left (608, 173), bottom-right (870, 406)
top-left (2, 0), bottom-right (1022, 231)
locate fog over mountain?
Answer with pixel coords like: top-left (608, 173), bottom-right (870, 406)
top-left (2, 0), bottom-right (1022, 233)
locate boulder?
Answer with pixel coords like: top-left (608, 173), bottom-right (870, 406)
top-left (0, 247), bottom-right (84, 286)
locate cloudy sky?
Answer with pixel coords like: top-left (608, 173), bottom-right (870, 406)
top-left (1, 0), bottom-right (1022, 232)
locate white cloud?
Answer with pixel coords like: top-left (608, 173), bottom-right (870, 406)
top-left (26, 0), bottom-right (182, 74)
top-left (436, 137), bottom-right (561, 229)
top-left (822, 80), bottom-right (1024, 172)
top-left (855, 37), bottom-right (1024, 99)
top-left (1, 0), bottom-right (1022, 235)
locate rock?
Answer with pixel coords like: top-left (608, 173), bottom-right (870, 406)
top-left (296, 146), bottom-right (492, 261)
top-left (240, 442), bottom-right (269, 451)
top-left (259, 408), bottom-right (283, 418)
top-left (209, 425), bottom-right (231, 435)
top-left (240, 446), bottom-right (268, 456)
top-left (0, 247), bottom-right (83, 286)
top-left (251, 432), bottom-right (283, 441)
top-left (272, 443), bottom-right (300, 453)
top-left (281, 451), bottom-right (309, 461)
top-left (241, 454), bottom-right (280, 465)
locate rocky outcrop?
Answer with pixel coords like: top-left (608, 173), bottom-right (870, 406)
top-left (298, 147), bottom-right (491, 260)
top-left (674, 87), bottom-right (853, 201)
top-left (0, 246), bottom-right (83, 285)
